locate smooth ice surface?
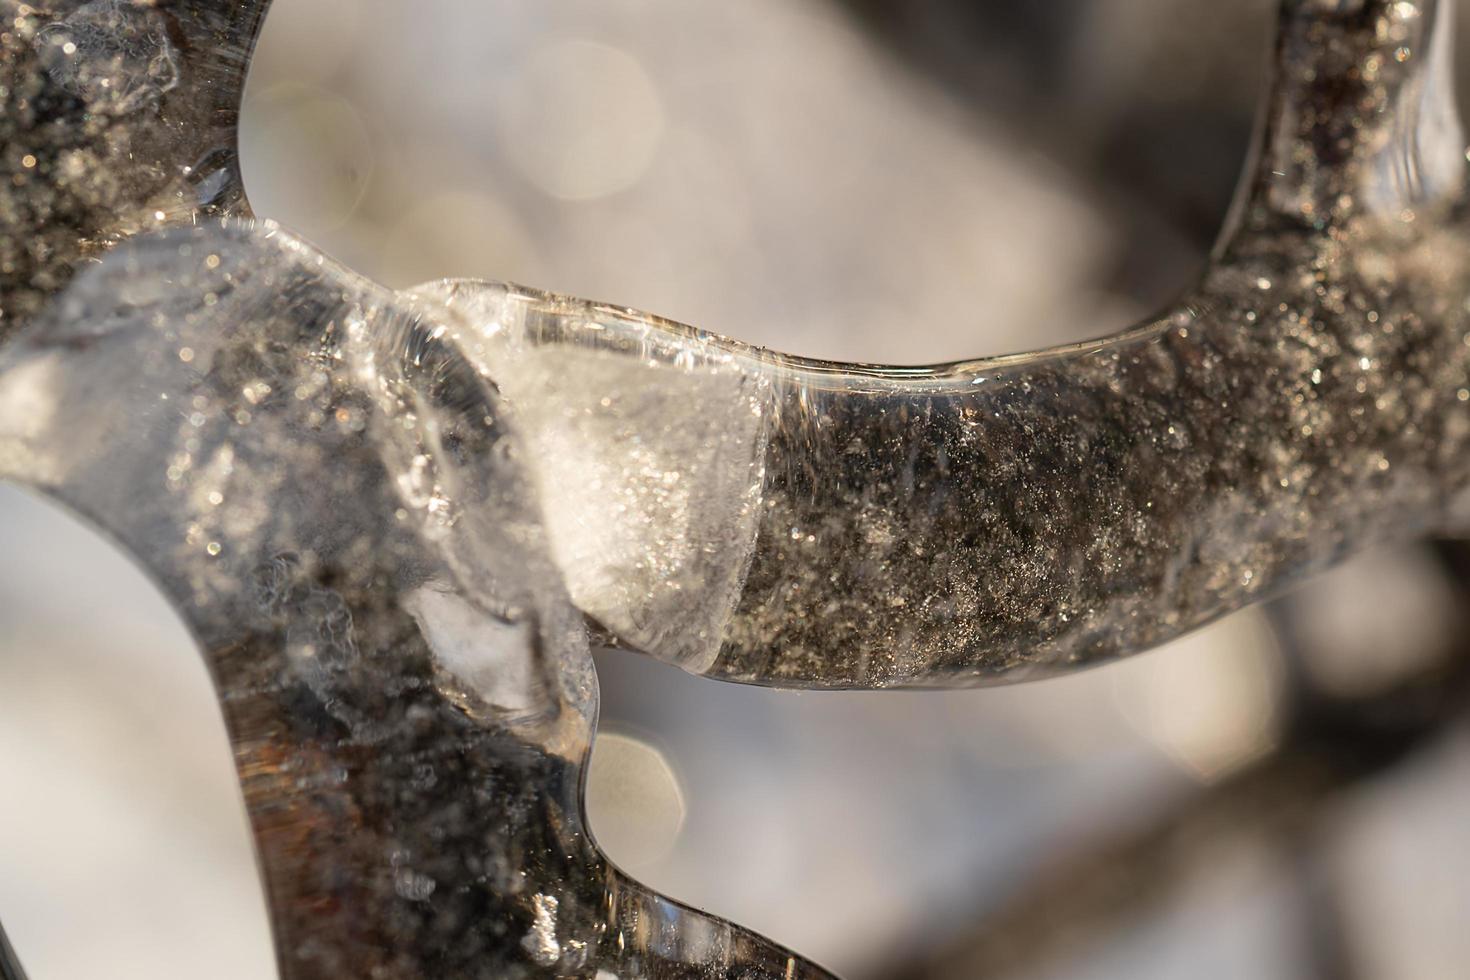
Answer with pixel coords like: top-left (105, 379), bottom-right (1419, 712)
top-left (5, 1), bottom-right (1470, 977)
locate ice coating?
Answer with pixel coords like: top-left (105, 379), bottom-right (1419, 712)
top-left (0, 0), bottom-right (265, 334)
top-left (408, 281), bottom-right (774, 675)
top-left (394, 2), bottom-right (1470, 689)
top-left (0, 223), bottom-right (833, 979)
top-left (417, 124), bottom-right (1470, 688)
top-left (2, 0), bottom-right (1470, 977)
top-left (0, 1), bottom-right (837, 974)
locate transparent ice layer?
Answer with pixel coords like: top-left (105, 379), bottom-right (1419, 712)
top-left (0, 222), bottom-right (830, 978)
top-left (2, 0), bottom-right (1470, 977)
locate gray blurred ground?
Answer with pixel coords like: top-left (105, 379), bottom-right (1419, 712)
top-left (3, 1), bottom-right (1470, 977)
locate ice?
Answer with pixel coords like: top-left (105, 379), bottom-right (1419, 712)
top-left (4, 0), bottom-right (1470, 977)
top-left (414, 281), bottom-right (770, 673)
top-left (0, 223), bottom-right (834, 978)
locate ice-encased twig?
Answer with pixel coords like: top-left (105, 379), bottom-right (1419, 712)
top-left (4, 1), bottom-right (1467, 687)
top-left (0, 0), bottom-right (265, 332)
top-left (0, 219), bottom-right (837, 979)
top-left (2, 1), bottom-right (1469, 978)
top-left (408, 0), bottom-right (1470, 687)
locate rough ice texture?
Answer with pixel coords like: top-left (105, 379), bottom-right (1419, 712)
top-left (414, 202), bottom-right (1470, 689)
top-left (412, 281), bottom-right (773, 675)
top-left (0, 0), bottom-right (263, 334)
top-left (3, 0), bottom-right (1470, 978)
top-left (0, 223), bottom-right (830, 979)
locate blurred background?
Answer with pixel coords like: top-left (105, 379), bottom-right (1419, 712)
top-left (4, 0), bottom-right (1470, 977)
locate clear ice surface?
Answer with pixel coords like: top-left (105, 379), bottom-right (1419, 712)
top-left (3, 0), bottom-right (1470, 977)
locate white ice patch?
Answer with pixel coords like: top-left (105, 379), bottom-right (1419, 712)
top-left (0, 353), bottom-right (63, 484)
top-left (500, 345), bottom-right (766, 672)
top-left (406, 281), bottom-right (769, 671)
top-left (402, 586), bottom-right (549, 721)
